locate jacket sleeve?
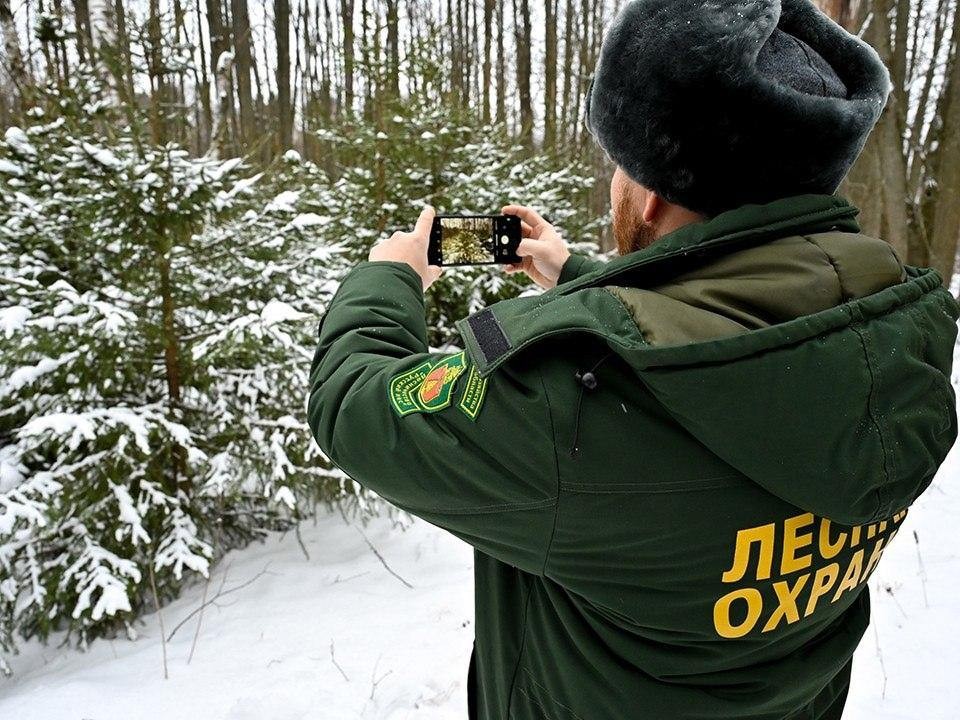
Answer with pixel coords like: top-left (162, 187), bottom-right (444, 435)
top-left (307, 261), bottom-right (559, 574)
top-left (558, 253), bottom-right (605, 285)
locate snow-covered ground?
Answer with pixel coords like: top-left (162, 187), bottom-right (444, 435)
top-left (0, 512), bottom-right (476, 719)
top-left (2, 381), bottom-right (959, 719)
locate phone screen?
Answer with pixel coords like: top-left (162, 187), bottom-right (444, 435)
top-left (429, 215), bottom-right (521, 266)
top-left (439, 216), bottom-right (496, 264)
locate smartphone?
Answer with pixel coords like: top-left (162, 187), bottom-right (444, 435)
top-left (428, 214), bottom-right (522, 266)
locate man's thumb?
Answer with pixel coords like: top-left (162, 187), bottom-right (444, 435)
top-left (517, 239), bottom-right (541, 257)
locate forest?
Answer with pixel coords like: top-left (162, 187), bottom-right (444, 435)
top-left (0, 0), bottom-right (958, 677)
top-left (1, 0), bottom-right (958, 265)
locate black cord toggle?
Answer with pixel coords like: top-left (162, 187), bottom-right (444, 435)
top-left (574, 371), bottom-right (598, 391)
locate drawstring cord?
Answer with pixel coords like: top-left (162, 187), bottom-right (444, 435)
top-left (569, 351), bottom-right (614, 458)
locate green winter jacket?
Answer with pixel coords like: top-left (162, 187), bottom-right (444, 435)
top-left (307, 194), bottom-right (958, 720)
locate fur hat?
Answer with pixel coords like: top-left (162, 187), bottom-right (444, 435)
top-left (586, 0), bottom-right (892, 217)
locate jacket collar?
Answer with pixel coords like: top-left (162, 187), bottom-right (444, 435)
top-left (557, 194), bottom-right (861, 295)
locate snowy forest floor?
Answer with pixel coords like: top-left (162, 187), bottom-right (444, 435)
top-left (2, 375), bottom-right (959, 719)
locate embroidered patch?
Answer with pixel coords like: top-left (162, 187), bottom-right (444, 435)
top-left (417, 352), bottom-right (467, 411)
top-left (389, 360), bottom-right (433, 416)
top-left (457, 364), bottom-right (489, 421)
top-left (389, 352), bottom-right (467, 417)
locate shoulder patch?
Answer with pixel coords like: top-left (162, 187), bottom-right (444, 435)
top-left (389, 352), bottom-right (468, 417)
top-left (456, 364), bottom-right (489, 421)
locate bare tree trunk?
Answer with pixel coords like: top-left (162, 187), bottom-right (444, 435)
top-left (231, 0), bottom-right (254, 149)
top-left (559, 0), bottom-right (575, 151)
top-left (252, 23), bottom-right (270, 162)
top-left (53, 0), bottom-right (71, 86)
top-left (512, 0), bottom-right (533, 146)
top-left (276, 0), bottom-right (292, 149)
top-left (206, 0), bottom-right (230, 150)
top-left (588, 0), bottom-right (613, 247)
top-left (88, 0), bottom-right (116, 52)
top-left (573, 0), bottom-right (591, 149)
top-left (146, 0), bottom-right (167, 144)
top-left (495, 0), bottom-right (506, 125)
top-left (339, 0), bottom-right (354, 115)
top-left (113, 0), bottom-right (137, 111)
top-left (448, 0), bottom-right (460, 107)
top-left (385, 0), bottom-right (400, 100)
top-left (864, 0), bottom-right (910, 260)
top-left (195, 0), bottom-right (212, 150)
top-left (0, 0), bottom-right (26, 119)
top-left (74, 0), bottom-right (93, 63)
top-left (294, 0), bottom-right (307, 154)
top-left (469, 0), bottom-right (480, 112)
top-left (360, 0), bottom-right (372, 119)
top-left (172, 0), bottom-right (189, 137)
top-left (322, 0), bottom-right (335, 119)
top-left (302, 0), bottom-right (313, 145)
top-left (207, 50), bottom-right (234, 158)
top-left (405, 0), bottom-right (419, 98)
top-left (481, 0), bottom-right (493, 123)
top-left (926, 16), bottom-right (960, 286)
top-left (544, 0), bottom-right (558, 150)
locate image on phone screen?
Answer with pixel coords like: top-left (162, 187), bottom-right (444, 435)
top-left (439, 216), bottom-right (496, 264)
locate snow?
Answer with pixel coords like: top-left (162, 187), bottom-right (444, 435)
top-left (66, 542), bottom-right (142, 622)
top-left (0, 158), bottom-right (24, 176)
top-left (3, 354), bottom-right (73, 395)
top-left (0, 513), bottom-right (475, 719)
top-left (0, 305), bottom-right (30, 337)
top-left (266, 190), bottom-right (301, 213)
top-left (224, 173), bottom-right (263, 197)
top-left (1, 361), bottom-right (958, 719)
top-left (209, 156), bottom-right (243, 182)
top-left (111, 483), bottom-right (150, 546)
top-left (0, 445), bottom-right (26, 494)
top-left (210, 164), bottom-right (260, 209)
top-left (19, 406), bottom-right (154, 455)
top-left (82, 142), bottom-right (122, 169)
top-left (290, 212), bottom-right (332, 230)
top-left (260, 299), bottom-right (310, 326)
top-left (153, 509), bottom-right (213, 581)
top-left (4, 127), bottom-right (37, 158)
top-left (216, 50), bottom-right (235, 72)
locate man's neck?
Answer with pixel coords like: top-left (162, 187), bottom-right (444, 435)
top-left (658, 206), bottom-right (708, 239)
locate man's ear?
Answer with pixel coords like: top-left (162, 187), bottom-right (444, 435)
top-left (641, 192), bottom-right (661, 225)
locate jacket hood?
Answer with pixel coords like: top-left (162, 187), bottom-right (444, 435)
top-left (457, 195), bottom-right (959, 525)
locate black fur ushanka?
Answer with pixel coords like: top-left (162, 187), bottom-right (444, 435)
top-left (586, 0), bottom-right (891, 217)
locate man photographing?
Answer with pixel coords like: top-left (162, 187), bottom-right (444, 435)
top-left (307, 0), bottom-right (958, 718)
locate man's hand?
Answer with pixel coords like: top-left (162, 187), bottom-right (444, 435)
top-left (501, 204), bottom-right (570, 290)
top-left (369, 205), bottom-right (443, 291)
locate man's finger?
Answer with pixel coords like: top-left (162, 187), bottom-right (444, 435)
top-left (520, 220), bottom-right (535, 238)
top-left (413, 205), bottom-right (436, 240)
top-left (502, 204), bottom-right (547, 230)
